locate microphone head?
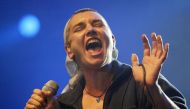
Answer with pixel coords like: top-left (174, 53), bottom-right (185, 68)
top-left (42, 80), bottom-right (59, 95)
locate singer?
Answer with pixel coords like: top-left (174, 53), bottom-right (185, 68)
top-left (25, 8), bottom-right (187, 109)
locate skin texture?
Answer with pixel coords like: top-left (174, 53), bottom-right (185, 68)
top-left (66, 11), bottom-right (115, 109)
top-left (131, 33), bottom-right (169, 86)
top-left (131, 33), bottom-right (179, 109)
top-left (25, 11), bottom-right (180, 109)
top-left (25, 89), bottom-right (56, 109)
top-left (65, 11), bottom-right (115, 70)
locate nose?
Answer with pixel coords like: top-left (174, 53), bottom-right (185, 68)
top-left (86, 25), bottom-right (98, 37)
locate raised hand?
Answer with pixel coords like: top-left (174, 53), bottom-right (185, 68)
top-left (131, 32), bottom-right (169, 87)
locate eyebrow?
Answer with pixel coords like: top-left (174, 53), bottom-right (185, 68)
top-left (72, 19), bottom-right (103, 29)
top-left (91, 19), bottom-right (103, 23)
top-left (72, 22), bottom-right (85, 30)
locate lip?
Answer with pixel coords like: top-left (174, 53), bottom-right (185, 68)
top-left (86, 37), bottom-right (101, 47)
top-left (87, 47), bottom-right (103, 56)
top-left (85, 37), bottom-right (103, 56)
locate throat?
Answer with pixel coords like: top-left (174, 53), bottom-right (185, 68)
top-left (83, 72), bottom-right (113, 104)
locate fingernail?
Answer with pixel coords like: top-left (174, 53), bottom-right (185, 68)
top-left (132, 53), bottom-right (136, 57)
top-left (167, 43), bottom-right (169, 47)
top-left (152, 32), bottom-right (156, 35)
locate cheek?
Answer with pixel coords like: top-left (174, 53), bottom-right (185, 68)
top-left (71, 43), bottom-right (83, 55)
top-left (70, 41), bottom-right (84, 61)
top-left (70, 33), bottom-right (85, 47)
top-left (102, 32), bottom-right (113, 49)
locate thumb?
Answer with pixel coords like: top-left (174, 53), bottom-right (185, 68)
top-left (131, 53), bottom-right (139, 66)
top-left (42, 90), bottom-right (54, 98)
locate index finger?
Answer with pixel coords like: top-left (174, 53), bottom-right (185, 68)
top-left (142, 34), bottom-right (151, 56)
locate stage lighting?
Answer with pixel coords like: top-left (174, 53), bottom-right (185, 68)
top-left (19, 14), bottom-right (40, 38)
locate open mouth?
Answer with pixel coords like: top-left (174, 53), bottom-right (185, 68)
top-left (86, 38), bottom-right (102, 51)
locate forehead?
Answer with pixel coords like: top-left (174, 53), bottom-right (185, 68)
top-left (69, 11), bottom-right (107, 27)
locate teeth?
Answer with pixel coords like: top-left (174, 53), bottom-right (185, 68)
top-left (88, 39), bottom-right (99, 44)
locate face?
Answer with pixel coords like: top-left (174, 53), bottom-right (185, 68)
top-left (66, 11), bottom-right (115, 70)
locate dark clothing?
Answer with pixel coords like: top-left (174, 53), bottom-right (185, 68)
top-left (55, 60), bottom-right (187, 109)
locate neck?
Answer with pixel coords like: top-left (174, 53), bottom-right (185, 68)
top-left (80, 62), bottom-right (114, 96)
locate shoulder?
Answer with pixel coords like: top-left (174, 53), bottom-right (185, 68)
top-left (109, 60), bottom-right (138, 94)
top-left (111, 60), bottom-right (132, 76)
top-left (55, 77), bottom-right (84, 108)
top-left (111, 60), bottom-right (137, 87)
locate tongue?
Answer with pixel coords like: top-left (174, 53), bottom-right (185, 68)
top-left (87, 46), bottom-right (102, 55)
top-left (88, 47), bottom-right (101, 51)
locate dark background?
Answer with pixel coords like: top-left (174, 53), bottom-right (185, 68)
top-left (0, 0), bottom-right (189, 108)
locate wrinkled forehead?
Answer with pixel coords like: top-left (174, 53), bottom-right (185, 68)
top-left (69, 11), bottom-right (108, 29)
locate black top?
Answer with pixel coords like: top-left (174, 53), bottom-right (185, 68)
top-left (55, 60), bottom-right (188, 109)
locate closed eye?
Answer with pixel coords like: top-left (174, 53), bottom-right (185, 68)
top-left (74, 26), bottom-right (83, 32)
top-left (92, 20), bottom-right (104, 27)
top-left (73, 23), bottom-right (85, 32)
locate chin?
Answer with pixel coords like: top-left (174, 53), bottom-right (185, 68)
top-left (85, 59), bottom-right (105, 69)
top-left (88, 57), bottom-right (113, 70)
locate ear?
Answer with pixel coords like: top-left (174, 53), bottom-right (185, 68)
top-left (65, 44), bottom-right (75, 60)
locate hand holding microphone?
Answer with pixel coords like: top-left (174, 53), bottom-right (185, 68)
top-left (25, 80), bottom-right (59, 109)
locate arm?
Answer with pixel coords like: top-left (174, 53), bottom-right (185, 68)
top-left (146, 81), bottom-right (180, 109)
top-left (156, 74), bottom-right (187, 108)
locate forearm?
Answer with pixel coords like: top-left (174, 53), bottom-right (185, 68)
top-left (146, 83), bottom-right (179, 109)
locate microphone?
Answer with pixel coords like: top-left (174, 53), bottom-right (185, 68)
top-left (42, 80), bottom-right (59, 96)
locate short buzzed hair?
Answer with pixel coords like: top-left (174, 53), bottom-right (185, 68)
top-left (74, 8), bottom-right (97, 15)
top-left (64, 8), bottom-right (98, 46)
